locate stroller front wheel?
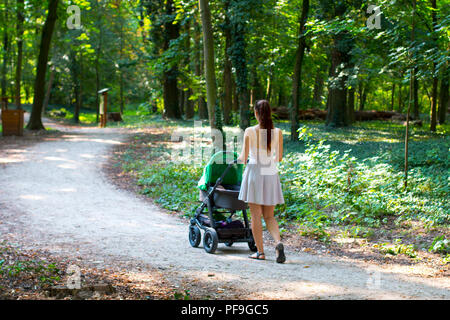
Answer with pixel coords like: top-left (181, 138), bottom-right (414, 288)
top-left (189, 225), bottom-right (201, 247)
top-left (203, 228), bottom-right (219, 254)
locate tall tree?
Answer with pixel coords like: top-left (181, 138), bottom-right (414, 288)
top-left (15, 0), bottom-right (24, 108)
top-left (429, 0), bottom-right (438, 132)
top-left (404, 0), bottom-right (416, 190)
top-left (438, 54), bottom-right (449, 124)
top-left (323, 1), bottom-right (354, 128)
top-left (162, 0), bottom-right (181, 119)
top-left (290, 0), bottom-right (309, 140)
top-left (143, 0), bottom-right (181, 119)
top-left (229, 0), bottom-right (251, 130)
top-left (199, 0), bottom-right (217, 130)
top-left (184, 19), bottom-right (194, 119)
top-left (27, 0), bottom-right (60, 130)
top-left (222, 0), bottom-right (233, 125)
top-left (1, 0), bottom-right (10, 97)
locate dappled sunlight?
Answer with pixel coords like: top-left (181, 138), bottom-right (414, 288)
top-left (19, 194), bottom-right (47, 201)
top-left (57, 163), bottom-right (79, 170)
top-left (44, 156), bottom-right (77, 162)
top-left (59, 134), bottom-right (124, 146)
top-left (0, 148), bottom-right (29, 164)
top-left (57, 188), bottom-right (78, 193)
top-left (80, 154), bottom-right (96, 159)
top-left (170, 251), bottom-right (450, 299)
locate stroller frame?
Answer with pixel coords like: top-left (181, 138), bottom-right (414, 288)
top-left (189, 160), bottom-right (257, 254)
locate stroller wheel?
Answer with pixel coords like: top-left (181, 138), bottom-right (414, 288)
top-left (248, 239), bottom-right (257, 252)
top-left (225, 241), bottom-right (234, 247)
top-left (203, 228), bottom-right (218, 254)
top-left (189, 225), bottom-right (201, 247)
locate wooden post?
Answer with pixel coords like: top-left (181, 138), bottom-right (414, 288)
top-left (98, 88), bottom-right (109, 128)
top-left (1, 96), bottom-right (24, 136)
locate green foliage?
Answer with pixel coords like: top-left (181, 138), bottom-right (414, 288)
top-left (429, 235), bottom-right (450, 254)
top-left (374, 239), bottom-right (418, 258)
top-left (0, 255), bottom-right (61, 285)
top-left (277, 125), bottom-right (449, 230)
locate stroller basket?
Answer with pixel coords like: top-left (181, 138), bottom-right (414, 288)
top-left (198, 214), bottom-right (249, 240)
top-left (217, 227), bottom-right (248, 241)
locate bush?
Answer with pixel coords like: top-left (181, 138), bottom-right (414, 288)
top-left (429, 235), bottom-right (450, 254)
top-left (277, 126), bottom-right (449, 229)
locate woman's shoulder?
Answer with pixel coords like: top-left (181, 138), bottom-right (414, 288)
top-left (244, 125), bottom-right (258, 134)
top-left (273, 127), bottom-right (282, 133)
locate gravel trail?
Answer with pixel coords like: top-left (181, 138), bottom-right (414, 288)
top-left (0, 117), bottom-right (449, 299)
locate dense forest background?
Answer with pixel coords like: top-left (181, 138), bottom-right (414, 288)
top-left (0, 0), bottom-right (448, 133)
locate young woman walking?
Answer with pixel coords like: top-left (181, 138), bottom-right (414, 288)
top-left (237, 100), bottom-right (286, 263)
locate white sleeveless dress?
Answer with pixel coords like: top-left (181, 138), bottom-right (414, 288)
top-left (238, 126), bottom-right (285, 206)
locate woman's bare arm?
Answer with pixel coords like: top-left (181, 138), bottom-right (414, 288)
top-left (237, 128), bottom-right (250, 164)
top-left (277, 128), bottom-right (283, 162)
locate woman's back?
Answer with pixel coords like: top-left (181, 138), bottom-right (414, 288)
top-left (247, 126), bottom-right (281, 167)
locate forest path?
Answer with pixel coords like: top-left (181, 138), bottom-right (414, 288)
top-left (0, 116), bottom-right (449, 300)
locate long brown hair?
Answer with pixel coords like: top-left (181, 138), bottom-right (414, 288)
top-left (254, 100), bottom-right (274, 151)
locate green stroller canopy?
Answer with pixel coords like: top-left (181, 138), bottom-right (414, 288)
top-left (197, 151), bottom-right (243, 191)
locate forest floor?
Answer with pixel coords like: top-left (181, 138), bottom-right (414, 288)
top-left (0, 114), bottom-right (449, 300)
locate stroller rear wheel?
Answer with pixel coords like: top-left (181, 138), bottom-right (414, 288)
top-left (189, 225), bottom-right (201, 247)
top-left (203, 228), bottom-right (218, 254)
top-left (225, 241), bottom-right (234, 247)
top-left (248, 239), bottom-right (257, 252)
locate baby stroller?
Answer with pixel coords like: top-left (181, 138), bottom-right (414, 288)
top-left (189, 151), bottom-right (257, 254)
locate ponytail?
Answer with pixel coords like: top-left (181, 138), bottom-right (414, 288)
top-left (254, 100), bottom-right (274, 151)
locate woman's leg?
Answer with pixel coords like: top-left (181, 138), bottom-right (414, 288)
top-left (262, 205), bottom-right (281, 243)
top-left (249, 203), bottom-right (264, 254)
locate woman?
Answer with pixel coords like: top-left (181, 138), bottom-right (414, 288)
top-left (237, 100), bottom-right (286, 263)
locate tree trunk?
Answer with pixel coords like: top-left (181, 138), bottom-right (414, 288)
top-left (397, 81), bottom-right (403, 113)
top-left (430, 0), bottom-right (438, 132)
top-left (119, 5), bottom-right (125, 114)
top-left (290, 0), bottom-right (309, 140)
top-left (162, 0), bottom-right (181, 119)
top-left (404, 0), bottom-right (416, 190)
top-left (1, 0), bottom-right (9, 97)
top-left (195, 16), bottom-right (207, 119)
top-left (232, 77), bottom-right (238, 112)
top-left (184, 20), bottom-right (194, 119)
top-left (313, 70), bottom-right (325, 108)
top-left (347, 87), bottom-right (355, 124)
top-left (229, 0), bottom-right (250, 130)
top-left (326, 31), bottom-right (352, 127)
top-left (74, 55), bottom-right (82, 123)
top-left (222, 0), bottom-right (232, 125)
top-left (70, 51), bottom-right (81, 124)
top-left (27, 0), bottom-right (59, 130)
top-left (438, 61), bottom-right (449, 124)
top-left (42, 65), bottom-right (55, 116)
top-left (95, 0), bottom-right (103, 123)
top-left (358, 83), bottom-right (368, 111)
top-left (199, 0), bottom-right (217, 129)
top-left (15, 0), bottom-right (24, 108)
top-left (390, 82), bottom-right (395, 111)
top-left (413, 68), bottom-right (419, 119)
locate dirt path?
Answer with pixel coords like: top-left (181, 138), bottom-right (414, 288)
top-left (0, 117), bottom-right (449, 300)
